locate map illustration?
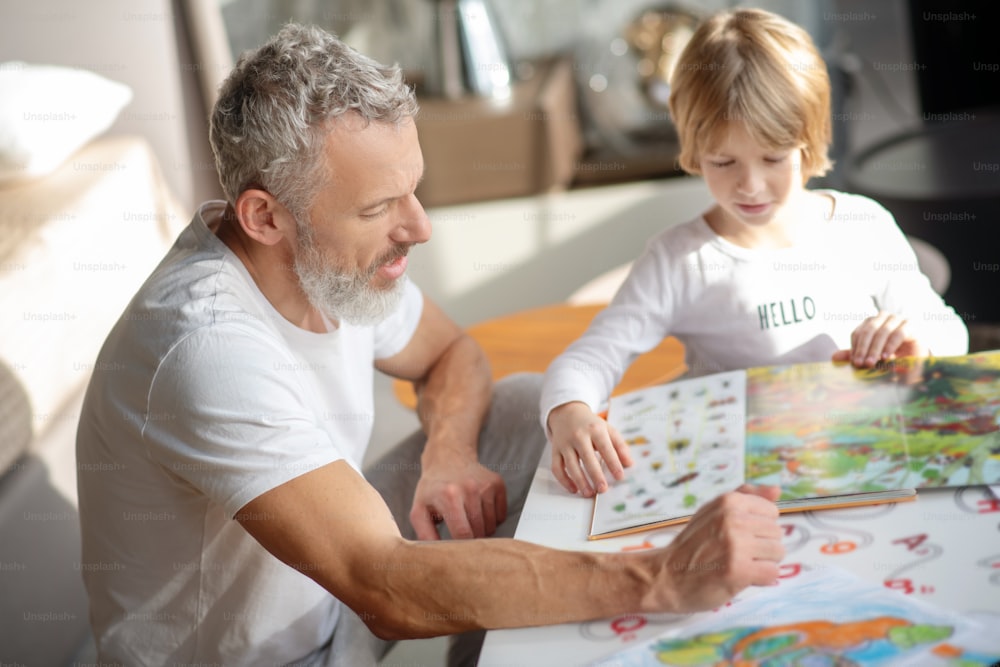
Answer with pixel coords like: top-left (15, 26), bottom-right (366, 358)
top-left (744, 352), bottom-right (1000, 495)
top-left (591, 568), bottom-right (1000, 666)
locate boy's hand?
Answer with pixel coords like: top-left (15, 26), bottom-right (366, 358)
top-left (833, 310), bottom-right (927, 367)
top-left (547, 401), bottom-right (633, 496)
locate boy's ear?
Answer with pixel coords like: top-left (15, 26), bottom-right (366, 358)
top-left (233, 188), bottom-right (295, 247)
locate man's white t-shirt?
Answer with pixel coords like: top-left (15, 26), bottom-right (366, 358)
top-left (76, 201), bottom-right (423, 665)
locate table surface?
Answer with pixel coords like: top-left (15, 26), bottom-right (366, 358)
top-left (392, 302), bottom-right (686, 409)
top-left (478, 444), bottom-right (1000, 667)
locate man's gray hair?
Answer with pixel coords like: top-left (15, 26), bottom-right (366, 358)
top-left (210, 23), bottom-right (419, 218)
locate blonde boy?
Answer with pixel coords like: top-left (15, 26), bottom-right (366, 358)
top-left (541, 8), bottom-right (968, 498)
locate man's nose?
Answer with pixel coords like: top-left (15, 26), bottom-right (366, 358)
top-left (392, 194), bottom-right (432, 245)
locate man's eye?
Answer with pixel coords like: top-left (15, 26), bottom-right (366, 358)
top-left (361, 207), bottom-right (389, 219)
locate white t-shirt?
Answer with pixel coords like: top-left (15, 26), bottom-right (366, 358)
top-left (541, 190), bottom-right (969, 422)
top-left (76, 201), bottom-right (423, 665)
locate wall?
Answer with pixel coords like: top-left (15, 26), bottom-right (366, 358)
top-left (0, 0), bottom-right (221, 212)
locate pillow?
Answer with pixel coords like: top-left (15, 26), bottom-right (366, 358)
top-left (0, 61), bottom-right (133, 184)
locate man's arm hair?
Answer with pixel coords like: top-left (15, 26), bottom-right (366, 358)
top-left (236, 461), bottom-right (784, 639)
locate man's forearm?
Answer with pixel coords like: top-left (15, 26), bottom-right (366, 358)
top-left (239, 462), bottom-right (783, 644)
top-left (354, 537), bottom-right (662, 640)
top-left (414, 333), bottom-right (492, 463)
top-left (353, 488), bottom-right (783, 640)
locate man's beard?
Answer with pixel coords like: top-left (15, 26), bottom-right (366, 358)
top-left (293, 223), bottom-right (408, 326)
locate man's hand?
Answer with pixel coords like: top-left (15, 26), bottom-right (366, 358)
top-left (547, 401), bottom-right (633, 497)
top-left (651, 484), bottom-right (784, 613)
top-left (375, 296), bottom-right (498, 541)
top-left (409, 453), bottom-right (507, 541)
top-left (832, 310), bottom-right (928, 368)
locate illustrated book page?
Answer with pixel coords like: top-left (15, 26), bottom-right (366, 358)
top-left (591, 370), bottom-right (748, 539)
top-left (591, 351), bottom-right (1000, 539)
top-left (744, 351), bottom-right (1000, 493)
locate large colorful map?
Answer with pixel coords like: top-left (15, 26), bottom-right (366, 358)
top-left (590, 568), bottom-right (1000, 666)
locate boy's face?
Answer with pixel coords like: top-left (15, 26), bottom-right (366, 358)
top-left (698, 122), bottom-right (806, 244)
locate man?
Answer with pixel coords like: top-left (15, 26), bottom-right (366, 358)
top-left (76, 23), bottom-right (785, 666)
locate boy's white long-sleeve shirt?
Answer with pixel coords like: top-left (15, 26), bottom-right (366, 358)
top-left (540, 190), bottom-right (969, 428)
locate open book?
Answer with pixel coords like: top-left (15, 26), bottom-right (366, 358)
top-left (590, 350), bottom-right (1000, 539)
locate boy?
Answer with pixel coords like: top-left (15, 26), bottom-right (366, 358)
top-left (541, 8), bottom-right (968, 498)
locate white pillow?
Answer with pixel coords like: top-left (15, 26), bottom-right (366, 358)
top-left (0, 61), bottom-right (133, 184)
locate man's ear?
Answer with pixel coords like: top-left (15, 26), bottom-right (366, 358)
top-left (233, 188), bottom-right (295, 247)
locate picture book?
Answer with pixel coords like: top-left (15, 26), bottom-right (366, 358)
top-left (588, 566), bottom-right (1000, 666)
top-left (590, 350), bottom-right (1000, 539)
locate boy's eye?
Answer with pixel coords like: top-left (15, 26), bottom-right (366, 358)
top-left (764, 155), bottom-right (788, 164)
top-left (709, 160), bottom-right (734, 168)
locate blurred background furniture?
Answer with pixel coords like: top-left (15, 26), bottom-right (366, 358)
top-left (847, 113), bottom-right (1000, 324)
top-left (844, 0), bottom-right (1000, 325)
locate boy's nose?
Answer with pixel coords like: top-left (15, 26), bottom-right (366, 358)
top-left (736, 167), bottom-right (764, 196)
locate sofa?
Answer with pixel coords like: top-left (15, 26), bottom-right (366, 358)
top-left (0, 135), bottom-right (187, 665)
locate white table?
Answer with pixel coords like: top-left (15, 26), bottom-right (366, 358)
top-left (478, 445), bottom-right (1000, 667)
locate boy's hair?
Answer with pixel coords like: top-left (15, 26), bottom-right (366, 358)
top-left (210, 23), bottom-right (418, 219)
top-left (668, 8), bottom-right (832, 180)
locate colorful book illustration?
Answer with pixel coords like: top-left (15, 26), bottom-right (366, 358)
top-left (590, 351), bottom-right (1000, 539)
top-left (588, 567), bottom-right (1000, 666)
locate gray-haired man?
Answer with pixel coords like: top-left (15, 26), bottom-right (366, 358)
top-left (76, 23), bottom-right (784, 666)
